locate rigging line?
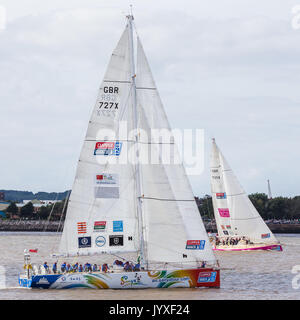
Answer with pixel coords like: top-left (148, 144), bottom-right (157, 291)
top-left (230, 216), bottom-right (261, 221)
top-left (40, 189), bottom-right (63, 234)
top-left (140, 196), bottom-right (195, 202)
top-left (103, 80), bottom-right (131, 83)
top-left (84, 138), bottom-right (175, 145)
top-left (136, 87), bottom-right (156, 90)
top-left (50, 190), bottom-right (71, 254)
top-left (117, 81), bottom-right (133, 124)
top-left (226, 192), bottom-right (246, 197)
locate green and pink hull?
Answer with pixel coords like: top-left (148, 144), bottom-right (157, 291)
top-left (213, 244), bottom-right (282, 252)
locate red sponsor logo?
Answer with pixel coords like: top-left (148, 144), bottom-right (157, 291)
top-left (94, 221), bottom-right (106, 226)
top-left (198, 272), bottom-right (211, 277)
top-left (186, 240), bottom-right (201, 245)
top-left (77, 222), bottom-right (87, 234)
top-left (95, 142), bottom-right (115, 150)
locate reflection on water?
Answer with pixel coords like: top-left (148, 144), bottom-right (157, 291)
top-left (0, 232), bottom-right (299, 300)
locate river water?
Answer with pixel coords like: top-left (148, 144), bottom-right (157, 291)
top-left (0, 232), bottom-right (299, 300)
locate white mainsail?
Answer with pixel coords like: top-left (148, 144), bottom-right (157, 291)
top-left (59, 17), bottom-right (217, 269)
top-left (210, 138), bottom-right (278, 244)
top-left (59, 25), bottom-right (139, 256)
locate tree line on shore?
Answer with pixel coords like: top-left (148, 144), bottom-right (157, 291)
top-left (196, 193), bottom-right (300, 220)
top-left (3, 193), bottom-right (300, 221)
top-left (4, 200), bottom-right (68, 221)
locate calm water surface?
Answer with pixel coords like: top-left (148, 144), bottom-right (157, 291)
top-left (0, 232), bottom-right (299, 300)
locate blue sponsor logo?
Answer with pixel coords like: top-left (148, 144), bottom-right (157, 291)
top-left (113, 220), bottom-right (123, 232)
top-left (94, 141), bottom-right (122, 156)
top-left (186, 240), bottom-right (205, 250)
top-left (78, 236), bottom-right (91, 248)
top-left (261, 233), bottom-right (270, 239)
top-left (95, 236), bottom-right (106, 247)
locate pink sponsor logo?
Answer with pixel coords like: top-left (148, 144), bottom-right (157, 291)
top-left (218, 208), bottom-right (230, 217)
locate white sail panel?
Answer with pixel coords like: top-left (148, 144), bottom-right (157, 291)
top-left (220, 152), bottom-right (277, 243)
top-left (210, 139), bottom-right (232, 237)
top-left (136, 38), bottom-right (216, 267)
top-left (59, 25), bottom-right (140, 256)
top-left (211, 139), bottom-right (277, 243)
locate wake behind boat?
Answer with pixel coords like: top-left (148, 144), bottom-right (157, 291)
top-left (19, 14), bottom-right (220, 289)
top-left (209, 138), bottom-right (282, 252)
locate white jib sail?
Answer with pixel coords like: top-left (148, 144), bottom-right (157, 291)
top-left (136, 37), bottom-right (217, 268)
top-left (59, 24), bottom-right (140, 256)
top-left (210, 139), bottom-right (278, 244)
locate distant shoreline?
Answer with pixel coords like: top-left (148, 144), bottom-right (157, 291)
top-left (0, 220), bottom-right (63, 232)
top-left (0, 220), bottom-right (299, 233)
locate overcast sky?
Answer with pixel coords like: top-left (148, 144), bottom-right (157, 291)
top-left (0, 0), bottom-right (299, 197)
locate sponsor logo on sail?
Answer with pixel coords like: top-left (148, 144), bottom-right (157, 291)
top-left (78, 236), bottom-right (92, 248)
top-left (95, 174), bottom-right (118, 185)
top-left (261, 233), bottom-right (270, 239)
top-left (216, 192), bottom-right (226, 199)
top-left (77, 222), bottom-right (87, 234)
top-left (218, 208), bottom-right (230, 217)
top-left (94, 141), bottom-right (122, 156)
top-left (94, 221), bottom-right (106, 232)
top-left (113, 220), bottom-right (123, 232)
top-left (95, 236), bottom-right (106, 247)
top-left (94, 173), bottom-right (119, 199)
top-left (186, 240), bottom-right (205, 250)
top-left (109, 235), bottom-right (124, 246)
top-left (226, 225), bottom-right (231, 229)
top-left (221, 225), bottom-right (225, 230)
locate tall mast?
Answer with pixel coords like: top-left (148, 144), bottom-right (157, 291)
top-left (127, 14), bottom-right (147, 268)
top-left (267, 179), bottom-right (272, 199)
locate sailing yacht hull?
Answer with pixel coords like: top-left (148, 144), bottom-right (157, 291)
top-left (19, 268), bottom-right (220, 289)
top-left (213, 244), bottom-right (282, 252)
